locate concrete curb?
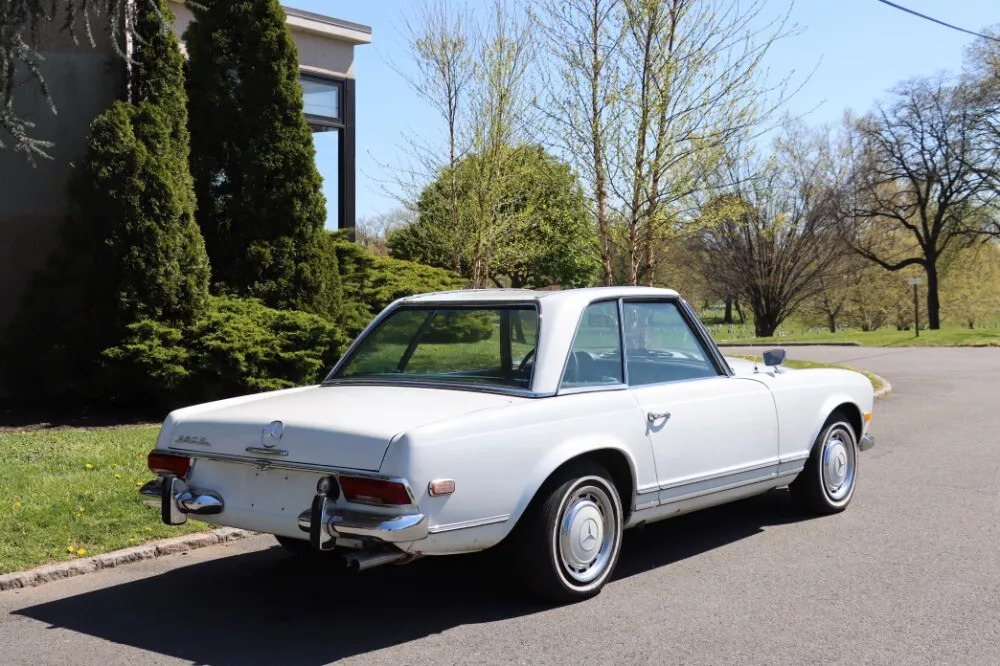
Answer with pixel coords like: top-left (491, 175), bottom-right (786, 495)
top-left (873, 375), bottom-right (893, 399)
top-left (0, 527), bottom-right (255, 592)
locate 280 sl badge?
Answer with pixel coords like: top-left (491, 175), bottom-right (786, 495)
top-left (174, 435), bottom-right (210, 446)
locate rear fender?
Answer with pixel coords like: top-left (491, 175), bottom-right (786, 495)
top-left (505, 435), bottom-right (638, 535)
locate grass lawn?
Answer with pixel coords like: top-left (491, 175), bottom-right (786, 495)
top-left (711, 323), bottom-right (1000, 347)
top-left (0, 425), bottom-right (208, 575)
top-left (729, 355), bottom-right (887, 393)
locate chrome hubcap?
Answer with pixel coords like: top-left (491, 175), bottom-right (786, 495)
top-left (822, 426), bottom-right (856, 502)
top-left (558, 484), bottom-right (616, 584)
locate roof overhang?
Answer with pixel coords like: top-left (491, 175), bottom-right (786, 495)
top-left (283, 7), bottom-right (372, 45)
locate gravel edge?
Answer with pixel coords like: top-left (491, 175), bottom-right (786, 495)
top-left (0, 527), bottom-right (256, 592)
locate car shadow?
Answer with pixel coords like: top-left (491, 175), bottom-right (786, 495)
top-left (15, 490), bottom-right (810, 665)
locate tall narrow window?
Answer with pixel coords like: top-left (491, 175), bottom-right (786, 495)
top-left (561, 301), bottom-right (623, 388)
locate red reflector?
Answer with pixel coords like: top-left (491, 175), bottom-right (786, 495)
top-left (147, 451), bottom-right (192, 478)
top-left (339, 476), bottom-right (411, 506)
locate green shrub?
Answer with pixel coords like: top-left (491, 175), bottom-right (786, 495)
top-left (330, 232), bottom-right (466, 338)
top-left (101, 296), bottom-right (349, 410)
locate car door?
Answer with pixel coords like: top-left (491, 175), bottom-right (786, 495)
top-left (621, 300), bottom-right (779, 505)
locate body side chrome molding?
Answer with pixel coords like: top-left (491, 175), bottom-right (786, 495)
top-left (657, 459), bottom-right (779, 492)
top-left (428, 514), bottom-right (511, 534)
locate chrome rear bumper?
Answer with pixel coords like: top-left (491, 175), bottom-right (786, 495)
top-left (860, 432), bottom-right (875, 452)
top-left (140, 476), bottom-right (426, 545)
top-left (139, 476), bottom-right (224, 525)
top-left (297, 507), bottom-right (427, 544)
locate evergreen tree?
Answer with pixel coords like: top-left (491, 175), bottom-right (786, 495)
top-left (4, 0), bottom-right (210, 402)
top-left (184, 0), bottom-right (339, 316)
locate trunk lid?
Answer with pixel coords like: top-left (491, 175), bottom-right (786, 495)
top-left (165, 384), bottom-right (517, 471)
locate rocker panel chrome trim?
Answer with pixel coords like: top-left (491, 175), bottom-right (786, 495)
top-left (427, 514), bottom-right (510, 534)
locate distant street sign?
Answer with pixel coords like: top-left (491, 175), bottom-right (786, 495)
top-left (907, 277), bottom-right (923, 286)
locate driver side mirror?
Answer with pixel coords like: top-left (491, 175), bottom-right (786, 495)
top-left (762, 348), bottom-right (786, 367)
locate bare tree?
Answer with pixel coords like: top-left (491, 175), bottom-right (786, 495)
top-left (534, 0), bottom-right (623, 285)
top-left (394, 0), bottom-right (478, 270)
top-left (695, 128), bottom-right (847, 337)
top-left (536, 0), bottom-right (799, 286)
top-left (356, 207), bottom-right (417, 256)
top-left (839, 77), bottom-right (1000, 329)
top-left (463, 0), bottom-right (536, 287)
top-left (964, 28), bottom-right (1000, 240)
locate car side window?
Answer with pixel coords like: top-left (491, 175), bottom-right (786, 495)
top-left (560, 301), bottom-right (624, 388)
top-left (622, 301), bottom-right (718, 386)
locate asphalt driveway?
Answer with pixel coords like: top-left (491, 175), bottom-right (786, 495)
top-left (1, 346), bottom-right (998, 665)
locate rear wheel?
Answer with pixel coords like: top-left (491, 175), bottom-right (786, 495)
top-left (513, 461), bottom-right (623, 603)
top-left (789, 412), bottom-right (858, 515)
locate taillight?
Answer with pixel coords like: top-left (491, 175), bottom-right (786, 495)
top-left (147, 450), bottom-right (192, 478)
top-left (339, 476), bottom-right (412, 506)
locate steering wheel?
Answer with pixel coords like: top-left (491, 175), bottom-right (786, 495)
top-left (516, 348), bottom-right (536, 373)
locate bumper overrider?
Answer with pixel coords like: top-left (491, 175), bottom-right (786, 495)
top-left (139, 475), bottom-right (428, 548)
top-left (860, 432), bottom-right (875, 451)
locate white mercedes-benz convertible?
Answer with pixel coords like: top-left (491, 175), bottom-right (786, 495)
top-left (141, 287), bottom-right (874, 602)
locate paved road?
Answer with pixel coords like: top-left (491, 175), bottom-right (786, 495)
top-left (2, 347), bottom-right (999, 665)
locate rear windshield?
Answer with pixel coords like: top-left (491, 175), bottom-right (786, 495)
top-left (330, 305), bottom-right (539, 390)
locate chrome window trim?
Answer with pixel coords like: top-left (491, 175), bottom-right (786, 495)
top-left (321, 378), bottom-right (552, 399)
top-left (557, 383), bottom-right (628, 396)
top-left (678, 297), bottom-right (733, 377)
top-left (324, 300), bottom-right (543, 395)
top-left (617, 298), bottom-right (630, 385)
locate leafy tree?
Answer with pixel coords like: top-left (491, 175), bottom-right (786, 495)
top-left (185, 0), bottom-right (338, 316)
top-left (391, 144), bottom-right (596, 288)
top-left (5, 0), bottom-right (210, 402)
top-left (940, 243), bottom-right (1000, 329)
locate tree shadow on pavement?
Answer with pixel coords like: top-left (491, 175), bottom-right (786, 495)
top-left (15, 490), bottom-right (809, 665)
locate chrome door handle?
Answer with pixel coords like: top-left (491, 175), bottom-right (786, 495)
top-left (647, 411), bottom-right (671, 423)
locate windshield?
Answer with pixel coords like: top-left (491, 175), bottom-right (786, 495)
top-left (330, 305), bottom-right (539, 390)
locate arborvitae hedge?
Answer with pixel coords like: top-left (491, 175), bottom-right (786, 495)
top-left (185, 0), bottom-right (339, 317)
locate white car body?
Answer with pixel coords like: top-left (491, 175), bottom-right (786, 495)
top-left (143, 287), bottom-right (874, 596)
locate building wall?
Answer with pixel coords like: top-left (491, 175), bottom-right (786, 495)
top-left (168, 1), bottom-right (357, 78)
top-left (0, 5), bottom-right (362, 333)
top-left (0, 20), bottom-right (125, 333)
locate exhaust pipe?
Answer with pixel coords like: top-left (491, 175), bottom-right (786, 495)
top-left (344, 550), bottom-right (408, 571)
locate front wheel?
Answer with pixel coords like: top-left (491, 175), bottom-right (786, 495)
top-left (514, 462), bottom-right (623, 603)
top-left (789, 413), bottom-right (859, 515)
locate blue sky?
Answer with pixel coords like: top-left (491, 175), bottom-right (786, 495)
top-left (285, 0), bottom-right (999, 226)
